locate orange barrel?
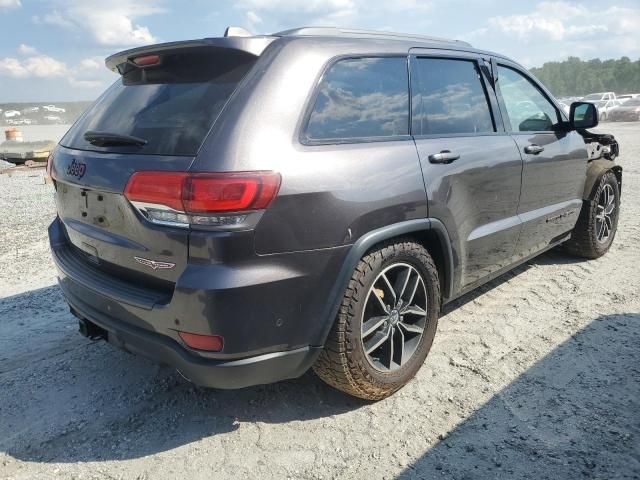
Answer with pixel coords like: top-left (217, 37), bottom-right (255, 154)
top-left (5, 128), bottom-right (23, 141)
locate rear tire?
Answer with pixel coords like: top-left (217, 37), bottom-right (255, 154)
top-left (313, 239), bottom-right (440, 401)
top-left (564, 171), bottom-right (620, 259)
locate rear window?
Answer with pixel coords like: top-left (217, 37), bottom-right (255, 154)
top-left (411, 57), bottom-right (495, 136)
top-left (61, 48), bottom-right (256, 156)
top-left (305, 57), bottom-right (409, 142)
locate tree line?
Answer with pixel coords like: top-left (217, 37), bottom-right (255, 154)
top-left (529, 57), bottom-right (640, 97)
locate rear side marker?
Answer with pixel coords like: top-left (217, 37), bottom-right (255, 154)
top-left (178, 331), bottom-right (224, 352)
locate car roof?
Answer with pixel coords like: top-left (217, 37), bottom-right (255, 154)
top-left (106, 26), bottom-right (514, 73)
top-left (274, 27), bottom-right (472, 47)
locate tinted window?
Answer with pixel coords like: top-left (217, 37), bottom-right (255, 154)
top-left (411, 58), bottom-right (494, 136)
top-left (497, 66), bottom-right (559, 132)
top-left (305, 57), bottom-right (409, 141)
top-left (61, 48), bottom-right (255, 156)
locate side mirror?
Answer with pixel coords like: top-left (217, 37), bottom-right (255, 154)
top-left (569, 102), bottom-right (598, 130)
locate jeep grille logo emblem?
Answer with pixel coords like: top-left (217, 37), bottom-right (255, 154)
top-left (134, 256), bottom-right (176, 270)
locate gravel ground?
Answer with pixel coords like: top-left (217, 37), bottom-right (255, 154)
top-left (1, 123), bottom-right (639, 480)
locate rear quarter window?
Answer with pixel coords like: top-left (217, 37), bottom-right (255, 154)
top-left (61, 48), bottom-right (256, 156)
top-left (304, 57), bottom-right (409, 143)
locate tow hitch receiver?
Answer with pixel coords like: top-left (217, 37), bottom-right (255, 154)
top-left (78, 317), bottom-right (108, 341)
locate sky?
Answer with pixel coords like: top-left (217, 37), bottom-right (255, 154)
top-left (0, 0), bottom-right (639, 102)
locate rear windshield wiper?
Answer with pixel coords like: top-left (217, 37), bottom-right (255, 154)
top-left (83, 131), bottom-right (148, 147)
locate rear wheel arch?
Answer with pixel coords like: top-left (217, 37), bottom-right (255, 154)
top-left (403, 222), bottom-right (453, 301)
top-left (315, 219), bottom-right (454, 349)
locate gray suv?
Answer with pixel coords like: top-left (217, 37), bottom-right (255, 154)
top-left (48, 27), bottom-right (621, 400)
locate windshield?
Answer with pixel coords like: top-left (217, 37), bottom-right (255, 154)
top-left (61, 48), bottom-right (256, 156)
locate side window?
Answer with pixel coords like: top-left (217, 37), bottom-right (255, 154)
top-left (411, 57), bottom-right (495, 136)
top-left (497, 65), bottom-right (559, 132)
top-left (305, 57), bottom-right (409, 142)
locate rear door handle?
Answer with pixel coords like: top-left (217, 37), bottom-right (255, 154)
top-left (524, 144), bottom-right (545, 155)
top-left (428, 150), bottom-right (460, 164)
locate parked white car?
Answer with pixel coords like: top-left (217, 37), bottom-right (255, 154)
top-left (582, 92), bottom-right (617, 103)
top-left (7, 118), bottom-right (34, 125)
top-left (4, 110), bottom-right (21, 118)
top-left (42, 105), bottom-right (66, 113)
top-left (617, 93), bottom-right (640, 104)
top-left (22, 106), bottom-right (40, 114)
top-left (594, 99), bottom-right (624, 121)
top-left (43, 115), bottom-right (63, 123)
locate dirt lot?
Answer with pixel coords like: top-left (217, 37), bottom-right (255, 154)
top-left (1, 123), bottom-right (638, 480)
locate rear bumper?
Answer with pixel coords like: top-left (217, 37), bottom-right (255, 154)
top-left (66, 289), bottom-right (320, 389)
top-left (49, 217), bottom-right (347, 388)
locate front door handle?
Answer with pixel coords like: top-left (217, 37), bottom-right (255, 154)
top-left (428, 150), bottom-right (460, 164)
top-left (524, 144), bottom-right (545, 155)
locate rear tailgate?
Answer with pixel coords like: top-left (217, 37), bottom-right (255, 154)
top-left (52, 42), bottom-right (261, 289)
top-left (52, 148), bottom-right (192, 286)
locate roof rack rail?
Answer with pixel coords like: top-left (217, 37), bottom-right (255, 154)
top-left (273, 27), bottom-right (472, 47)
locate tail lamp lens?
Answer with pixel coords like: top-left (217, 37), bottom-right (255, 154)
top-left (124, 171), bottom-right (281, 227)
top-left (178, 331), bottom-right (223, 352)
top-left (46, 151), bottom-right (55, 178)
top-left (123, 172), bottom-right (185, 211)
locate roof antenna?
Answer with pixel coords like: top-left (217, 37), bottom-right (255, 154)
top-left (224, 26), bottom-right (252, 37)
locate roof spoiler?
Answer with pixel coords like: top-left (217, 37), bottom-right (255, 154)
top-left (105, 36), bottom-right (274, 73)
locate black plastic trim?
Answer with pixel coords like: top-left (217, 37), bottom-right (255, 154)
top-left (51, 242), bottom-right (169, 310)
top-left (66, 291), bottom-right (320, 389)
top-left (316, 218), bottom-right (454, 346)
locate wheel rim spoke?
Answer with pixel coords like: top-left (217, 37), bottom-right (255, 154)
top-left (595, 184), bottom-right (616, 244)
top-left (597, 220), bottom-right (605, 241)
top-left (379, 273), bottom-right (397, 306)
top-left (361, 262), bottom-right (428, 372)
top-left (362, 315), bottom-right (388, 338)
top-left (387, 328), bottom-right (395, 369)
top-left (394, 266), bottom-right (412, 301)
top-left (399, 321), bottom-right (424, 335)
top-left (395, 327), bottom-right (405, 366)
top-left (402, 305), bottom-right (426, 317)
top-left (364, 328), bottom-right (390, 355)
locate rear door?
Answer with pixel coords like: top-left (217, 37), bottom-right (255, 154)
top-left (493, 61), bottom-right (587, 260)
top-left (410, 51), bottom-right (524, 289)
top-left (53, 46), bottom-right (257, 286)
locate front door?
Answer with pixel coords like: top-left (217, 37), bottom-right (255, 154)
top-left (494, 62), bottom-right (587, 259)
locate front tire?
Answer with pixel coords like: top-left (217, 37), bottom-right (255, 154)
top-left (564, 171), bottom-right (620, 259)
top-left (313, 239), bottom-right (440, 400)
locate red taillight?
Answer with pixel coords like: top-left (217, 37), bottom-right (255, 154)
top-left (124, 171), bottom-right (281, 225)
top-left (178, 332), bottom-right (223, 352)
top-left (124, 172), bottom-right (186, 211)
top-left (133, 54), bottom-right (160, 66)
top-left (46, 150), bottom-right (54, 178)
top-left (185, 172), bottom-right (281, 212)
